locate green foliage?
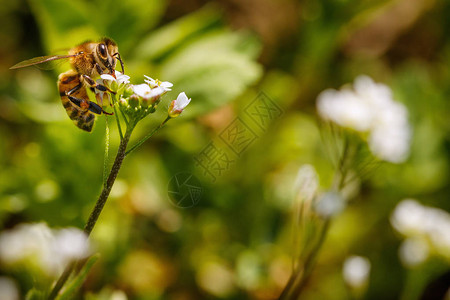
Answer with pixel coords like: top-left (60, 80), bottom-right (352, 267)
top-left (57, 255), bottom-right (100, 300)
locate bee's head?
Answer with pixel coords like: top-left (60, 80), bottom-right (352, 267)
top-left (95, 38), bottom-right (119, 77)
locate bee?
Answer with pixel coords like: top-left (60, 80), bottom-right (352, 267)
top-left (10, 38), bottom-right (125, 132)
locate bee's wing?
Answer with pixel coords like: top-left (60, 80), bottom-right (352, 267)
top-left (10, 54), bottom-right (79, 69)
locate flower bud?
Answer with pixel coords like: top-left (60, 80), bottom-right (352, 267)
top-left (168, 92), bottom-right (191, 118)
top-left (110, 80), bottom-right (119, 92)
top-left (123, 85), bottom-right (134, 98)
top-left (128, 94), bottom-right (140, 108)
top-left (119, 97), bottom-right (128, 108)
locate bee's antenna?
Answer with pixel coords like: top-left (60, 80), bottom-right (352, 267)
top-left (114, 53), bottom-right (124, 74)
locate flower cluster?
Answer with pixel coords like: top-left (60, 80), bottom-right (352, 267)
top-left (97, 71), bottom-right (190, 123)
top-left (0, 223), bottom-right (90, 276)
top-left (317, 75), bottom-right (411, 163)
top-left (390, 199), bottom-right (450, 266)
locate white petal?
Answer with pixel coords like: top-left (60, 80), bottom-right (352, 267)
top-left (101, 74), bottom-right (116, 81)
top-left (144, 75), bottom-right (155, 82)
top-left (174, 92), bottom-right (191, 110)
top-left (133, 84), bottom-right (151, 97)
top-left (161, 81), bottom-right (173, 88)
top-left (149, 86), bottom-right (165, 98)
top-left (117, 73), bottom-right (130, 84)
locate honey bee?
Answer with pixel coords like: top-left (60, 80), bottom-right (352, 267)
top-left (10, 38), bottom-right (125, 132)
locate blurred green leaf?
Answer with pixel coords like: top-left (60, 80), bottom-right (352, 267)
top-left (57, 255), bottom-right (100, 300)
top-left (161, 29), bottom-right (263, 117)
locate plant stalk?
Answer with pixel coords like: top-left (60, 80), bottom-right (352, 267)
top-left (279, 137), bottom-right (351, 300)
top-left (48, 128), bottom-right (133, 300)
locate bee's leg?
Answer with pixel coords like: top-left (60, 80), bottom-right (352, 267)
top-left (82, 74), bottom-right (116, 94)
top-left (66, 82), bottom-right (82, 96)
top-left (88, 101), bottom-right (113, 115)
top-left (95, 63), bottom-right (103, 75)
top-left (113, 52), bottom-right (124, 74)
top-left (67, 94), bottom-right (113, 116)
top-left (67, 95), bottom-right (90, 111)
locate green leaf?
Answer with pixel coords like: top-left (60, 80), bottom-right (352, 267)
top-left (160, 30), bottom-right (263, 117)
top-left (89, 0), bottom-right (166, 53)
top-left (132, 4), bottom-right (223, 61)
top-left (56, 255), bottom-right (100, 300)
top-left (28, 0), bottom-right (98, 52)
top-left (27, 0), bottom-right (166, 55)
top-left (25, 288), bottom-right (46, 300)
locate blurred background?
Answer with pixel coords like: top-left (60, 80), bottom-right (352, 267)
top-left (0, 0), bottom-right (449, 299)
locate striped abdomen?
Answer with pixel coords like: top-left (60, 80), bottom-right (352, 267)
top-left (57, 70), bottom-right (95, 132)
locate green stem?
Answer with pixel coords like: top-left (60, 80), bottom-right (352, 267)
top-left (103, 117), bottom-right (110, 188)
top-left (113, 104), bottom-right (124, 141)
top-left (125, 116), bottom-right (170, 157)
top-left (84, 128), bottom-right (132, 235)
top-left (279, 136), bottom-right (352, 300)
top-left (278, 220), bottom-right (330, 300)
top-left (119, 107), bottom-right (129, 126)
top-left (48, 127), bottom-right (133, 300)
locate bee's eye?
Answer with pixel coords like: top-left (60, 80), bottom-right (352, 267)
top-left (98, 44), bottom-right (107, 58)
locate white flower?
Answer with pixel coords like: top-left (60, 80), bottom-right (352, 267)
top-left (317, 89), bottom-right (373, 131)
top-left (132, 84), bottom-right (165, 107)
top-left (342, 256), bottom-right (371, 289)
top-left (314, 191), bottom-right (345, 218)
top-left (0, 223), bottom-right (91, 276)
top-left (101, 70), bottom-right (130, 85)
top-left (0, 223), bottom-right (53, 264)
top-left (390, 199), bottom-right (425, 235)
top-left (144, 75), bottom-right (173, 92)
top-left (95, 71), bottom-right (130, 104)
top-left (51, 228), bottom-right (90, 262)
top-left (0, 277), bottom-right (19, 300)
top-left (294, 164), bottom-right (319, 204)
top-left (316, 75), bottom-right (411, 163)
top-left (168, 92), bottom-right (191, 118)
top-left (391, 199), bottom-right (450, 261)
top-left (399, 237), bottom-right (429, 267)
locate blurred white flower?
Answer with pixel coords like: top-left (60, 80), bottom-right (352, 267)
top-left (111, 290), bottom-right (128, 300)
top-left (0, 223), bottom-right (53, 264)
top-left (399, 237), bottom-right (429, 267)
top-left (317, 89), bottom-right (373, 131)
top-left (294, 164), bottom-right (319, 204)
top-left (391, 199), bottom-right (450, 263)
top-left (0, 277), bottom-right (19, 300)
top-left (51, 228), bottom-right (90, 263)
top-left (342, 255), bottom-right (371, 289)
top-left (0, 223), bottom-right (90, 276)
top-left (314, 191), bottom-right (345, 218)
top-left (390, 199), bottom-right (425, 235)
top-left (144, 75), bottom-right (173, 92)
top-left (168, 92), bottom-right (191, 118)
top-left (316, 75), bottom-right (411, 163)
